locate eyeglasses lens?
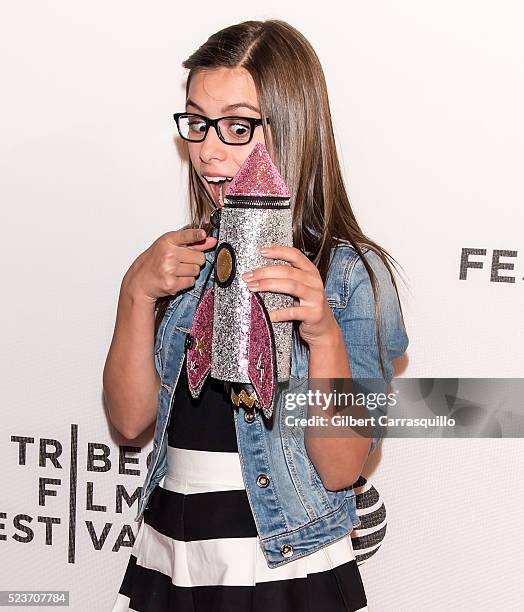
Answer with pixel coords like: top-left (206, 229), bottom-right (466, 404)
top-left (178, 115), bottom-right (253, 144)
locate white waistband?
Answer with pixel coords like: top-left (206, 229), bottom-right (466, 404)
top-left (163, 446), bottom-right (245, 493)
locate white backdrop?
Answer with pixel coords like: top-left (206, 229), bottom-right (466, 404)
top-left (1, 1), bottom-right (523, 610)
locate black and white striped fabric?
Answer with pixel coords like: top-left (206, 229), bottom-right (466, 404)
top-left (112, 365), bottom-right (368, 611)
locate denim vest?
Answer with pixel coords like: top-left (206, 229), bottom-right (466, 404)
top-left (134, 227), bottom-right (409, 568)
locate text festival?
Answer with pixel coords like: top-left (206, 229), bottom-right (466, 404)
top-left (1, 433), bottom-right (148, 558)
top-left (460, 248), bottom-right (520, 282)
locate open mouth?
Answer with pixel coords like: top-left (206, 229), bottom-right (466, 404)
top-left (203, 176), bottom-right (233, 208)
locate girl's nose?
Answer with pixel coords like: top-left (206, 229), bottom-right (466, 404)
top-left (199, 126), bottom-right (228, 164)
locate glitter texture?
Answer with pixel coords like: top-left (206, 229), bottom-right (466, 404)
top-left (211, 203), bottom-right (293, 395)
top-left (225, 143), bottom-right (290, 198)
top-left (248, 292), bottom-right (277, 418)
top-left (186, 286), bottom-right (213, 397)
top-left (189, 141), bottom-right (293, 418)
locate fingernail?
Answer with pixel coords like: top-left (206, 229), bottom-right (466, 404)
top-left (246, 281), bottom-right (259, 290)
top-left (242, 271), bottom-right (254, 280)
top-left (259, 247), bottom-right (271, 255)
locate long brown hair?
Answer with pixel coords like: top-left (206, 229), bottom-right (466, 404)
top-left (156, 19), bottom-right (407, 377)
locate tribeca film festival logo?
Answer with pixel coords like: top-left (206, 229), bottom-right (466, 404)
top-left (1, 425), bottom-right (150, 563)
top-left (460, 248), bottom-right (521, 282)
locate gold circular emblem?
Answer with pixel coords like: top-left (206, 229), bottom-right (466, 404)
top-left (216, 246), bottom-right (233, 284)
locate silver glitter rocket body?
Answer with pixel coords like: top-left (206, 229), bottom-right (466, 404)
top-left (213, 188), bottom-right (293, 382)
top-left (186, 143), bottom-right (294, 419)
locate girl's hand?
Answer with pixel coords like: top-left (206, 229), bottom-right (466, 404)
top-left (122, 228), bottom-right (217, 304)
top-left (241, 244), bottom-right (340, 348)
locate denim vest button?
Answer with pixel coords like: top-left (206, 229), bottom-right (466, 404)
top-left (256, 474), bottom-right (270, 488)
top-left (244, 410), bottom-right (256, 423)
top-left (280, 544), bottom-right (293, 558)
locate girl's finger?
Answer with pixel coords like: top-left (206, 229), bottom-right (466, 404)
top-left (268, 305), bottom-right (312, 323)
top-left (174, 262), bottom-right (202, 277)
top-left (260, 245), bottom-right (316, 272)
top-left (186, 236), bottom-right (218, 251)
top-left (242, 265), bottom-right (322, 290)
top-left (245, 277), bottom-right (314, 300)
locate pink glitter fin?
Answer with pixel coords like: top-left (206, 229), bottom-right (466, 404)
top-left (186, 286), bottom-right (214, 398)
top-left (225, 142), bottom-right (290, 198)
top-left (247, 291), bottom-right (277, 419)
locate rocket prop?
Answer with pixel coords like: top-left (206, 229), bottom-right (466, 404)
top-left (185, 143), bottom-right (294, 419)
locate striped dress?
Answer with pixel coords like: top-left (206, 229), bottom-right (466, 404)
top-left (112, 362), bottom-right (368, 612)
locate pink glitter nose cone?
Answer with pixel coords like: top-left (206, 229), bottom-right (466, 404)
top-left (225, 143), bottom-right (290, 198)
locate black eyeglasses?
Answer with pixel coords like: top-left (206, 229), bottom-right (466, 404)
top-left (173, 112), bottom-right (269, 146)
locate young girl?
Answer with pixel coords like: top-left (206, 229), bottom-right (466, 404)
top-left (105, 19), bottom-right (408, 612)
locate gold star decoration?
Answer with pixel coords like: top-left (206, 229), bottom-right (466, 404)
top-left (195, 337), bottom-right (205, 356)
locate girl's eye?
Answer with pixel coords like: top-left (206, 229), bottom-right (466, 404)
top-left (223, 119), bottom-right (251, 141)
top-left (231, 123), bottom-right (249, 135)
top-left (188, 120), bottom-right (206, 134)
